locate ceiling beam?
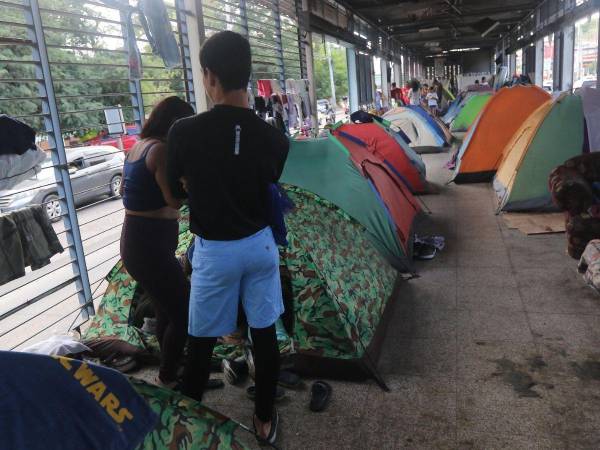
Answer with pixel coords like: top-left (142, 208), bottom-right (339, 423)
top-left (381, 3), bottom-right (538, 27)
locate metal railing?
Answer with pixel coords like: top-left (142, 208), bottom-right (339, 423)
top-left (0, 0), bottom-right (196, 350)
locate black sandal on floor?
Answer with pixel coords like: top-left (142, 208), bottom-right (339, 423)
top-left (309, 381), bottom-right (332, 412)
top-left (253, 409), bottom-right (279, 446)
top-left (278, 370), bottom-right (301, 389)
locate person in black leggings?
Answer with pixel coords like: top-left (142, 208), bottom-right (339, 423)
top-left (120, 96), bottom-right (194, 386)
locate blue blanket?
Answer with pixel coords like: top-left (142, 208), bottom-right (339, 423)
top-left (0, 351), bottom-right (157, 450)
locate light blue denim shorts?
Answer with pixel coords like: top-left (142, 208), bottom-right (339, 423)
top-left (188, 227), bottom-right (284, 337)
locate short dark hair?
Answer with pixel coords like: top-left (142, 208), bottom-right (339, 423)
top-left (140, 96), bottom-right (194, 140)
top-left (391, 82), bottom-right (397, 88)
top-left (200, 31), bottom-right (251, 91)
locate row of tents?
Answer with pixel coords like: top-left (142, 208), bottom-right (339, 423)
top-left (86, 118), bottom-right (429, 382)
top-left (451, 85), bottom-right (600, 212)
top-left (77, 117), bottom-right (435, 447)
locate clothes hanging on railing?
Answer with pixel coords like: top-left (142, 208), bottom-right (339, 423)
top-left (0, 206), bottom-right (64, 286)
top-left (0, 115), bottom-right (36, 156)
top-left (0, 148), bottom-right (47, 192)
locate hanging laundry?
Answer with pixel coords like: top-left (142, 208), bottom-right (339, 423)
top-left (257, 79), bottom-right (273, 98)
top-left (0, 205), bottom-right (64, 286)
top-left (0, 115), bottom-right (36, 156)
top-left (138, 0), bottom-right (181, 69)
top-left (0, 214), bottom-right (25, 285)
top-left (0, 147), bottom-right (47, 192)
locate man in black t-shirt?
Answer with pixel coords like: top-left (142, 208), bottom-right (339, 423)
top-left (167, 31), bottom-right (289, 446)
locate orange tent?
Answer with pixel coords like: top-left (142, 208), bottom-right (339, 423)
top-left (453, 85), bottom-right (551, 183)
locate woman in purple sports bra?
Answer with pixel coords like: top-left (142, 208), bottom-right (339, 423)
top-left (119, 96), bottom-right (194, 386)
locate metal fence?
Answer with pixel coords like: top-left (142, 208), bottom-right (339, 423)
top-left (197, 0), bottom-right (305, 89)
top-left (0, 0), bottom-right (195, 349)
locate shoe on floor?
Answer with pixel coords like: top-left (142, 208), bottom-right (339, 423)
top-left (309, 380), bottom-right (332, 412)
top-left (222, 357), bottom-right (249, 385)
top-left (254, 409), bottom-right (279, 446)
top-left (278, 370), bottom-right (301, 389)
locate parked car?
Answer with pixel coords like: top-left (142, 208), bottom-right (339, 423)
top-left (0, 145), bottom-right (124, 221)
top-left (85, 125), bottom-right (139, 152)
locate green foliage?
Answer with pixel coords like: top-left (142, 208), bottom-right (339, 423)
top-left (0, 0), bottom-right (185, 138)
top-left (312, 39), bottom-right (349, 103)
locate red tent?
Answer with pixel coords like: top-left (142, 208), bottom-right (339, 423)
top-left (332, 129), bottom-right (421, 250)
top-left (333, 123), bottom-right (427, 194)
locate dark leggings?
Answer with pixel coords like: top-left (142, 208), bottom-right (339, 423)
top-left (120, 214), bottom-right (189, 382)
top-left (182, 324), bottom-right (279, 422)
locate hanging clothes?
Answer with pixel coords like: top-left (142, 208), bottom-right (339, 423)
top-left (0, 205), bottom-right (64, 286)
top-left (257, 79), bottom-right (273, 98)
top-left (138, 0), bottom-right (181, 69)
top-left (0, 148), bottom-right (47, 192)
top-left (0, 115), bottom-right (36, 156)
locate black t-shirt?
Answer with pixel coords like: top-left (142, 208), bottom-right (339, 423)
top-left (167, 104), bottom-right (289, 241)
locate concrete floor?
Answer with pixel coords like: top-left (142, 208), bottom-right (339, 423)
top-left (140, 151), bottom-right (600, 449)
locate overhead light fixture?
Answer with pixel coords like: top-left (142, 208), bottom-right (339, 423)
top-left (473, 18), bottom-right (500, 37)
top-left (449, 47), bottom-right (480, 53)
top-left (419, 26), bottom-right (440, 33)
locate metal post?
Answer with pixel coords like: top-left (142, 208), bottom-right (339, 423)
top-left (176, 0), bottom-right (197, 109)
top-left (27, 0), bottom-right (93, 317)
top-left (325, 41), bottom-right (337, 108)
top-left (273, 0), bottom-right (286, 90)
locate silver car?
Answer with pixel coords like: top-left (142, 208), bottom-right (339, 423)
top-left (0, 145), bottom-right (124, 221)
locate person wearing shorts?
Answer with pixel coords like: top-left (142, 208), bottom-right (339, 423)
top-left (167, 31), bottom-right (289, 445)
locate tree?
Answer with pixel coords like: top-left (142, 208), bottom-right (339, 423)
top-left (312, 38), bottom-right (349, 104)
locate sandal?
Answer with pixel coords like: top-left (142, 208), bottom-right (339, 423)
top-left (253, 409), bottom-right (278, 446)
top-left (309, 381), bottom-right (332, 412)
top-left (278, 370), bottom-right (301, 389)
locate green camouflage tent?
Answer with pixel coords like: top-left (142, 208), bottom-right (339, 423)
top-left (281, 134), bottom-right (413, 273)
top-left (85, 184), bottom-right (399, 380)
top-left (281, 186), bottom-right (398, 378)
top-left (132, 379), bottom-right (253, 449)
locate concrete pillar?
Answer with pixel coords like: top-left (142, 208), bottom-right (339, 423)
top-left (394, 61), bottom-right (401, 87)
top-left (562, 24), bottom-right (575, 91)
top-left (553, 32), bottom-right (563, 91)
top-left (380, 57), bottom-right (389, 104)
top-left (185, 0), bottom-right (208, 112)
top-left (535, 38), bottom-right (544, 87)
top-left (346, 48), bottom-right (359, 113)
top-left (301, 0), bottom-right (318, 132)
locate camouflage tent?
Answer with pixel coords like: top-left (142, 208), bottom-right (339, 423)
top-left (281, 134), bottom-right (414, 273)
top-left (132, 379), bottom-right (253, 450)
top-left (282, 187), bottom-right (398, 379)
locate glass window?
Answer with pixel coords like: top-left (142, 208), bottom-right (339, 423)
top-left (573, 12), bottom-right (599, 89)
top-left (543, 34), bottom-right (554, 91)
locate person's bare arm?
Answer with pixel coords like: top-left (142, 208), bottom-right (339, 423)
top-left (146, 143), bottom-right (183, 210)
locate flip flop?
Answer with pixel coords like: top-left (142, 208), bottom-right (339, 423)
top-left (253, 408), bottom-right (278, 446)
top-left (246, 385), bottom-right (285, 402)
top-left (309, 381), bottom-right (332, 412)
top-left (278, 370), bottom-right (301, 389)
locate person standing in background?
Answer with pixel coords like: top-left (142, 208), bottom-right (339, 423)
top-left (120, 96), bottom-right (195, 388)
top-left (168, 31), bottom-right (289, 446)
